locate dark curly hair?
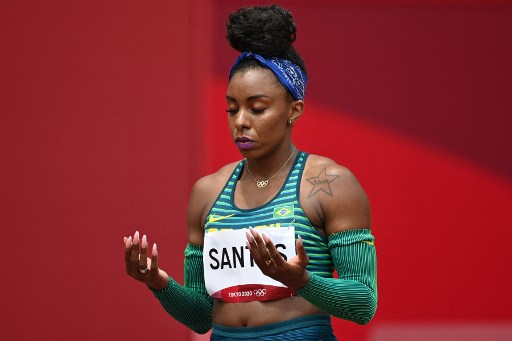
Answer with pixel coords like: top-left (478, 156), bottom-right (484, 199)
top-left (226, 4), bottom-right (307, 77)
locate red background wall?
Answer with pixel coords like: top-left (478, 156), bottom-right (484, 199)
top-left (1, 1), bottom-right (511, 340)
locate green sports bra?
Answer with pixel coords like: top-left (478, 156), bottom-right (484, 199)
top-left (204, 151), bottom-right (334, 278)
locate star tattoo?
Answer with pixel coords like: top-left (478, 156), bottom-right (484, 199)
top-left (306, 167), bottom-right (339, 198)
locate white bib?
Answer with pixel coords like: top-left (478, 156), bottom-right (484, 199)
top-left (203, 226), bottom-right (296, 302)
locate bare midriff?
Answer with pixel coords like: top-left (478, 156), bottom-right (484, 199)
top-left (212, 296), bottom-right (326, 327)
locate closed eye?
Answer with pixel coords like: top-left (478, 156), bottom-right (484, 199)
top-left (249, 108), bottom-right (266, 114)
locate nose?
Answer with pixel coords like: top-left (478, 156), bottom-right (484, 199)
top-left (234, 108), bottom-right (250, 130)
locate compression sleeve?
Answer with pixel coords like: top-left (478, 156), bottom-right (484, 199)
top-left (297, 229), bottom-right (377, 325)
top-left (149, 244), bottom-right (213, 334)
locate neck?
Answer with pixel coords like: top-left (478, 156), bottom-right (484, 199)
top-left (245, 145), bottom-right (297, 182)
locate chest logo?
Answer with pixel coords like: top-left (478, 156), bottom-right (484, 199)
top-left (208, 213), bottom-right (235, 223)
top-left (273, 205), bottom-right (294, 219)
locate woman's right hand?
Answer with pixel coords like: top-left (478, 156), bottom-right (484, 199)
top-left (124, 231), bottom-right (169, 290)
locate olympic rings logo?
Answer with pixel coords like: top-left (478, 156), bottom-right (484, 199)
top-left (253, 289), bottom-right (267, 297)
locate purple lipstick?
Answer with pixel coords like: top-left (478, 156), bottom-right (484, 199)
top-left (235, 137), bottom-right (255, 150)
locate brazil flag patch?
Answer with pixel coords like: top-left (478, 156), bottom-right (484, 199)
top-left (273, 205), bottom-right (294, 219)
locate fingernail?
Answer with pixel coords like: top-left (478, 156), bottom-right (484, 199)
top-left (246, 241), bottom-right (251, 250)
top-left (152, 243), bottom-right (157, 256)
top-left (133, 231), bottom-right (140, 245)
top-left (123, 236), bottom-right (127, 243)
top-left (141, 235), bottom-right (147, 248)
top-left (125, 237), bottom-right (131, 248)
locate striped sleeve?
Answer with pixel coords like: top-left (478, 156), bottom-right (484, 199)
top-left (297, 229), bottom-right (378, 325)
top-left (149, 244), bottom-right (213, 334)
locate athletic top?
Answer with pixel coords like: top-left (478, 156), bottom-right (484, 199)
top-left (204, 151), bottom-right (335, 278)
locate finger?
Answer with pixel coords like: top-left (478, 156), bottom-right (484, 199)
top-left (150, 243), bottom-right (158, 271)
top-left (250, 228), bottom-right (268, 254)
top-left (246, 229), bottom-right (265, 267)
top-left (248, 228), bottom-right (269, 262)
top-left (262, 233), bottom-right (282, 266)
top-left (246, 229), bottom-right (257, 250)
top-left (250, 229), bottom-right (275, 269)
top-left (247, 227), bottom-right (259, 246)
top-left (124, 236), bottom-right (133, 274)
top-left (295, 235), bottom-right (309, 267)
top-left (130, 231), bottom-right (141, 271)
top-left (139, 234), bottom-right (149, 271)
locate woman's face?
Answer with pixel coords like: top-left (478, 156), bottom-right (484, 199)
top-left (226, 67), bottom-right (300, 159)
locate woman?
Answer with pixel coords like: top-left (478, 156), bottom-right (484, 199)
top-left (124, 5), bottom-right (377, 340)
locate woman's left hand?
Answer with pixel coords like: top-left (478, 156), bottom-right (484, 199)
top-left (246, 227), bottom-right (310, 291)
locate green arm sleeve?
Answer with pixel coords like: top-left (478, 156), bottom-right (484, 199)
top-left (297, 229), bottom-right (377, 325)
top-left (149, 244), bottom-right (213, 334)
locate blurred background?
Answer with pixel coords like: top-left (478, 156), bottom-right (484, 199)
top-left (1, 0), bottom-right (511, 340)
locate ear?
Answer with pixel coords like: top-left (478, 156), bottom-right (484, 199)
top-left (288, 100), bottom-right (304, 125)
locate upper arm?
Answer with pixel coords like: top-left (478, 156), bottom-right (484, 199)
top-left (301, 157), bottom-right (371, 236)
top-left (186, 163), bottom-right (239, 246)
top-left (186, 177), bottom-right (210, 246)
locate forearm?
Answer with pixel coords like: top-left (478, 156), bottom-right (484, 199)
top-left (297, 229), bottom-right (377, 325)
top-left (149, 244), bottom-right (213, 334)
top-left (298, 272), bottom-right (376, 324)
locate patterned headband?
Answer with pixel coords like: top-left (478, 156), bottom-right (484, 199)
top-left (229, 52), bottom-right (307, 100)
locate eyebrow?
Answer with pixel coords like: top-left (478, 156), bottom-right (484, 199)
top-left (226, 94), bottom-right (270, 102)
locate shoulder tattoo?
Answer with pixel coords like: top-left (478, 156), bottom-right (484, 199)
top-left (306, 167), bottom-right (340, 198)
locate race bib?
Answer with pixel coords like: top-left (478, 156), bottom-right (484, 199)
top-left (203, 226), bottom-right (296, 302)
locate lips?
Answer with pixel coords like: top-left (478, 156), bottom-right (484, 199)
top-left (235, 136), bottom-right (255, 150)
top-left (235, 137), bottom-right (254, 143)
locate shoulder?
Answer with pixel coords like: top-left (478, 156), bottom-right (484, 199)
top-left (303, 154), bottom-right (359, 193)
top-left (187, 161), bottom-right (241, 244)
top-left (192, 161), bottom-right (240, 195)
top-left (301, 154), bottom-right (371, 235)
top-left (189, 161), bottom-right (240, 211)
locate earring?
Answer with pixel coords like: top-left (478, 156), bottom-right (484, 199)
top-left (288, 119), bottom-right (292, 126)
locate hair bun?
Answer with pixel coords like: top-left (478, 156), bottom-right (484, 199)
top-left (226, 5), bottom-right (297, 58)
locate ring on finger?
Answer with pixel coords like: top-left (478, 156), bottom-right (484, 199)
top-left (139, 266), bottom-right (150, 274)
top-left (265, 258), bottom-right (274, 266)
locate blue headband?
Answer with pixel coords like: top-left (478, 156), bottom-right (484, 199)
top-left (229, 51), bottom-right (307, 100)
